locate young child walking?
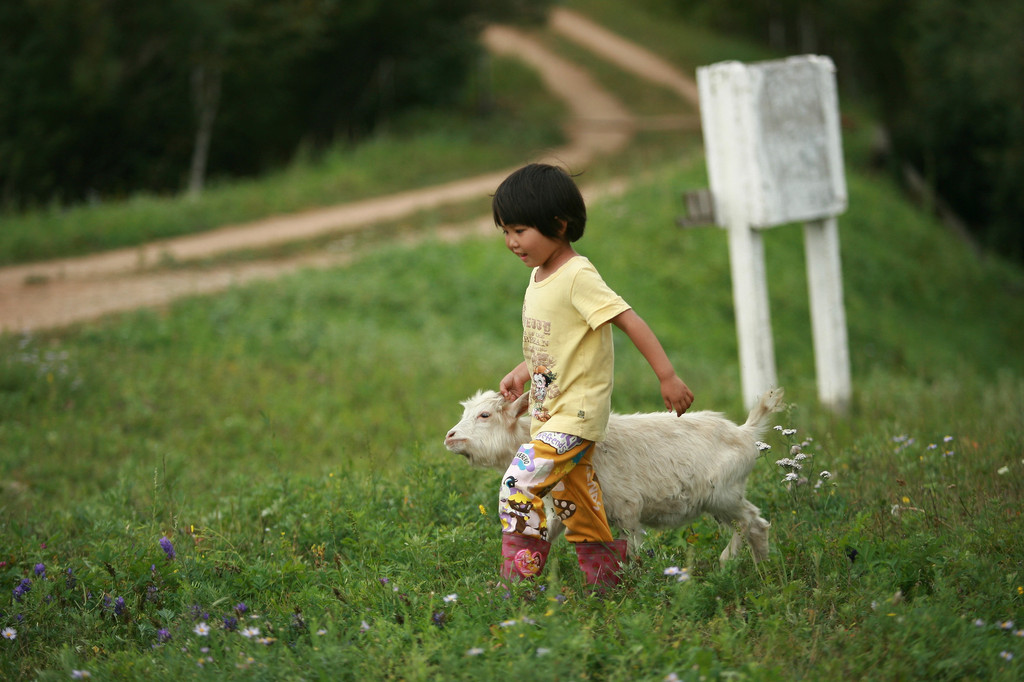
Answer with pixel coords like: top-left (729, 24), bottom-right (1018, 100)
top-left (492, 163), bottom-right (694, 586)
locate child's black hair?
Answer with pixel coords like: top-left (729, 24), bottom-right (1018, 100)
top-left (492, 163), bottom-right (587, 242)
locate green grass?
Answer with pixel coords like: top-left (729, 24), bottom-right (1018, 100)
top-left (3, 159), bottom-right (1023, 680)
top-left (2, 0), bottom-right (1024, 679)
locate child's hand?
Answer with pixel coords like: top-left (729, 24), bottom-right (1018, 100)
top-left (499, 377), bottom-right (522, 401)
top-left (500, 362), bottom-right (530, 401)
top-left (661, 375), bottom-right (694, 416)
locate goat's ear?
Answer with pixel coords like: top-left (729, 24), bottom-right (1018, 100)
top-left (510, 392), bottom-right (530, 418)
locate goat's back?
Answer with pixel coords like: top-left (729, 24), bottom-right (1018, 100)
top-left (593, 410), bottom-right (761, 527)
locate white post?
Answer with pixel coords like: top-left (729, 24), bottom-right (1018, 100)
top-left (803, 217), bottom-right (851, 412)
top-left (697, 55), bottom-right (850, 412)
top-left (727, 224), bottom-right (778, 406)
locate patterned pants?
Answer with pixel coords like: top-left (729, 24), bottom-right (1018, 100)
top-left (498, 432), bottom-right (614, 544)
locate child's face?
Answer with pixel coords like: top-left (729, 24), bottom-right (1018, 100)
top-left (500, 223), bottom-right (567, 270)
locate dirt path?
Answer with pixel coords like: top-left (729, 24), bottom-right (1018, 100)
top-left (0, 8), bottom-right (698, 333)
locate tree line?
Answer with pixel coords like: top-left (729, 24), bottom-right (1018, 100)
top-left (0, 0), bottom-right (549, 207)
top-left (4, 1), bottom-right (1019, 260)
top-left (658, 0), bottom-right (1024, 261)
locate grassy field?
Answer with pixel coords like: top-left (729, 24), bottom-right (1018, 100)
top-left (3, 0), bottom-right (1024, 679)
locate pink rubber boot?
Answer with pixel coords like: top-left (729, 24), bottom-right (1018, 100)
top-left (500, 533), bottom-right (551, 581)
top-left (575, 539), bottom-right (628, 587)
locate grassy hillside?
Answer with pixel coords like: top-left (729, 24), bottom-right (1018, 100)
top-left (1, 0), bottom-right (1023, 679)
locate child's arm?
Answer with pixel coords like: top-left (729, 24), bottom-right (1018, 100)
top-left (610, 309), bottom-right (694, 416)
top-left (499, 361), bottom-right (531, 401)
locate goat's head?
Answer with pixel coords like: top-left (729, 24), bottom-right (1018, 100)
top-left (444, 390), bottom-right (530, 470)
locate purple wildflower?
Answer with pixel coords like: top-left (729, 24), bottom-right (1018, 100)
top-left (159, 537), bottom-right (176, 560)
top-left (114, 596), bottom-right (127, 617)
top-left (157, 629), bottom-right (172, 644)
top-left (222, 616), bottom-right (238, 632)
top-left (235, 602), bottom-right (248, 616)
top-left (291, 611), bottom-right (306, 631)
top-left (66, 567), bottom-right (76, 590)
top-left (12, 578), bottom-right (31, 602)
top-left (34, 563), bottom-right (45, 578)
top-left (432, 611), bottom-right (448, 628)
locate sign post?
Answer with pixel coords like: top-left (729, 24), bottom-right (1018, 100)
top-left (696, 55), bottom-right (851, 412)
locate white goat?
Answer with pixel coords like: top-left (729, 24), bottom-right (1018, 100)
top-left (444, 388), bottom-right (784, 565)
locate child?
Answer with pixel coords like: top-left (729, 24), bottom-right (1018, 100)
top-left (492, 163), bottom-right (694, 586)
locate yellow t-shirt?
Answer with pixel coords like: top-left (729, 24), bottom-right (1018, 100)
top-left (522, 256), bottom-right (631, 441)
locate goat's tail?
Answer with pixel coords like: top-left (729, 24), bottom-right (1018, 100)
top-left (742, 387), bottom-right (786, 439)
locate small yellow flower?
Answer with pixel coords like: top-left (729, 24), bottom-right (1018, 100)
top-left (901, 496), bottom-right (910, 504)
top-left (1018, 586), bottom-right (1023, 595)
top-left (479, 505), bottom-right (487, 515)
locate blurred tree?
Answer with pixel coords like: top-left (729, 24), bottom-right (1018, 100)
top-left (0, 0), bottom-right (551, 206)
top-left (897, 0), bottom-right (1024, 258)
top-left (654, 0), bottom-right (1024, 260)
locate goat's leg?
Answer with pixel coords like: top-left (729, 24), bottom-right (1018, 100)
top-left (716, 498), bottom-right (771, 566)
top-left (719, 528), bottom-right (745, 567)
top-left (620, 525), bottom-right (642, 556)
top-left (743, 503), bottom-right (770, 562)
top-left (543, 498), bottom-right (566, 544)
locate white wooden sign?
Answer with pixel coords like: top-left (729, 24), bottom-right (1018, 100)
top-left (697, 55), bottom-right (851, 412)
